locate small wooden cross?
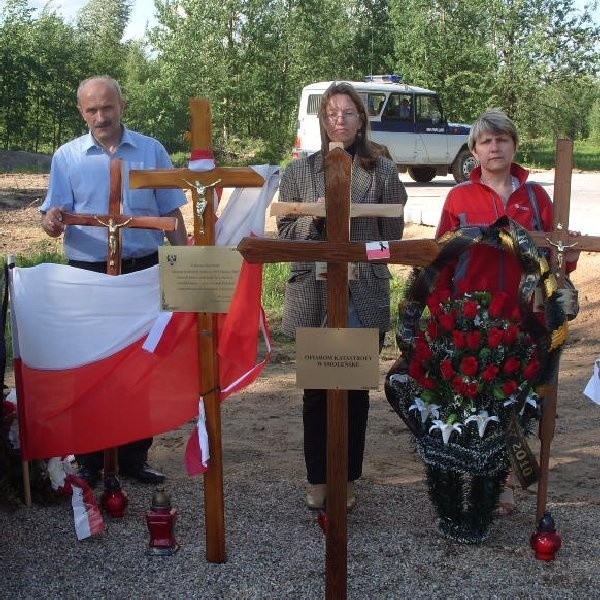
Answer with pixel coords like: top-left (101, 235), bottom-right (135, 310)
top-left (61, 158), bottom-right (178, 276)
top-left (60, 156), bottom-right (178, 480)
top-left (239, 147), bottom-right (432, 600)
top-left (129, 98), bottom-right (266, 563)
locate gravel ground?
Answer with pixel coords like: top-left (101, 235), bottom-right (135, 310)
top-left (2, 442), bottom-right (600, 599)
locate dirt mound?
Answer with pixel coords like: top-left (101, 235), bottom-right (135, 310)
top-left (0, 150), bottom-right (51, 174)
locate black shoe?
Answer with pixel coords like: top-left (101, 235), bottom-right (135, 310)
top-left (77, 467), bottom-right (99, 489)
top-left (120, 463), bottom-right (165, 484)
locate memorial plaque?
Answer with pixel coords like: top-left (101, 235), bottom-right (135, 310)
top-left (296, 327), bottom-right (379, 390)
top-left (159, 246), bottom-right (243, 313)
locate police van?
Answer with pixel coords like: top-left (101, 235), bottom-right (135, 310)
top-left (292, 75), bottom-right (476, 183)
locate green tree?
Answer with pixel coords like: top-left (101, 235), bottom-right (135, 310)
top-left (0, 0), bottom-right (36, 148)
top-left (28, 11), bottom-right (88, 151)
top-left (487, 0), bottom-right (600, 140)
top-left (76, 0), bottom-right (132, 79)
top-left (389, 0), bottom-right (496, 123)
top-left (389, 0), bottom-right (600, 137)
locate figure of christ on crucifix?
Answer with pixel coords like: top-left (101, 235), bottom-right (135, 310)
top-left (40, 76), bottom-right (188, 489)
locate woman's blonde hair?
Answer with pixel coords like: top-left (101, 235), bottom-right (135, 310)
top-left (468, 108), bottom-right (519, 152)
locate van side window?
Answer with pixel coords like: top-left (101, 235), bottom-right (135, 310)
top-left (307, 94), bottom-right (322, 115)
top-left (367, 93), bottom-right (386, 116)
top-left (382, 93), bottom-right (412, 120)
top-left (416, 94), bottom-right (443, 124)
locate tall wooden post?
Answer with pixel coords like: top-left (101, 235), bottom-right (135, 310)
top-left (190, 99), bottom-right (226, 562)
top-left (324, 148), bottom-right (351, 597)
top-left (129, 98), bottom-right (265, 562)
top-left (528, 140), bottom-right (600, 519)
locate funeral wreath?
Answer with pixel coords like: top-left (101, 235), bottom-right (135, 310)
top-left (385, 219), bottom-right (568, 543)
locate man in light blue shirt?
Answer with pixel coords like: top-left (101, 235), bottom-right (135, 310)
top-left (40, 75), bottom-right (188, 487)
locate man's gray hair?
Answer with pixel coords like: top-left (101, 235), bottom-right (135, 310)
top-left (468, 108), bottom-right (519, 151)
top-left (77, 76), bottom-right (124, 104)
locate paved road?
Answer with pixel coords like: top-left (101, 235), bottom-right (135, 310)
top-left (402, 170), bottom-right (600, 236)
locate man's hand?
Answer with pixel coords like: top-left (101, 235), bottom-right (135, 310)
top-left (41, 206), bottom-right (66, 238)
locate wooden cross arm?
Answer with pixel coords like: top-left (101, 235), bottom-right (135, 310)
top-left (129, 167), bottom-right (265, 190)
top-left (270, 202), bottom-right (403, 219)
top-left (237, 237), bottom-right (440, 267)
top-left (529, 231), bottom-right (600, 254)
top-left (61, 212), bottom-right (178, 231)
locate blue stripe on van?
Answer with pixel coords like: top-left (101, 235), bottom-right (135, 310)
top-left (370, 120), bottom-right (415, 133)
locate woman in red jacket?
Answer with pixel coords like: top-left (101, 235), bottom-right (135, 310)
top-left (436, 108), bottom-right (579, 514)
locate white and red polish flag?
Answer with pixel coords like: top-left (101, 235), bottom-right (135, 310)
top-left (10, 258), bottom-right (268, 466)
top-left (10, 264), bottom-right (200, 460)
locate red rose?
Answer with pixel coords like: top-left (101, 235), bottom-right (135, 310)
top-left (422, 377), bottom-right (437, 390)
top-left (460, 356), bottom-right (479, 376)
top-left (502, 380), bottom-right (518, 396)
top-left (489, 292), bottom-right (508, 317)
top-left (488, 328), bottom-right (504, 348)
top-left (503, 325), bottom-right (519, 345)
top-left (440, 359), bottom-right (455, 379)
top-left (523, 359), bottom-right (541, 380)
top-left (465, 381), bottom-right (479, 398)
top-left (452, 330), bottom-right (467, 349)
top-left (466, 330), bottom-right (481, 350)
top-left (408, 360), bottom-right (425, 381)
top-left (427, 299), bottom-right (443, 317)
top-left (452, 376), bottom-right (467, 394)
top-left (482, 364), bottom-right (500, 382)
top-left (415, 338), bottom-right (433, 361)
top-left (503, 357), bottom-right (521, 375)
top-left (463, 300), bottom-right (479, 319)
top-left (439, 312), bottom-right (456, 331)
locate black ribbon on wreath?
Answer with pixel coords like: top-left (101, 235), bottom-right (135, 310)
top-left (385, 217), bottom-right (568, 544)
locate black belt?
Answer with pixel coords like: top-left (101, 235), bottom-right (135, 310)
top-left (68, 251), bottom-right (159, 274)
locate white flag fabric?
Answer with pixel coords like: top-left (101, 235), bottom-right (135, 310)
top-left (12, 264), bottom-right (161, 369)
top-left (583, 359), bottom-right (600, 406)
top-left (216, 164), bottom-right (280, 245)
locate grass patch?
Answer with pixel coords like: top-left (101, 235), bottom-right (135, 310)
top-left (518, 139), bottom-right (600, 171)
top-left (1, 240), bottom-right (66, 269)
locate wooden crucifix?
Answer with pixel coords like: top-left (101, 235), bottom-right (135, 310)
top-left (129, 98), bottom-right (266, 563)
top-left (60, 157), bottom-right (178, 480)
top-left (239, 147), bottom-right (437, 600)
top-left (528, 140), bottom-right (600, 520)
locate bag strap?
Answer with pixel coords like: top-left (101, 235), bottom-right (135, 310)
top-left (525, 182), bottom-right (542, 231)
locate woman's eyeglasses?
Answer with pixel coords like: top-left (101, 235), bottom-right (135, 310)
top-left (325, 111), bottom-right (359, 123)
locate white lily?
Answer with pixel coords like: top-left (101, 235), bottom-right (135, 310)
top-left (464, 410), bottom-right (500, 438)
top-left (504, 392), bottom-right (538, 415)
top-left (429, 419), bottom-right (463, 444)
top-left (409, 397), bottom-right (441, 423)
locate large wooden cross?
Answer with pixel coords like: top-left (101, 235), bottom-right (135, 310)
top-left (239, 147), bottom-right (436, 600)
top-left (528, 140), bottom-right (600, 520)
top-left (60, 157), bottom-right (178, 479)
top-left (129, 98), bottom-right (265, 563)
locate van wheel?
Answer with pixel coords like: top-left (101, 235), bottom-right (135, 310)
top-left (452, 149), bottom-right (477, 183)
top-left (407, 167), bottom-right (436, 183)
